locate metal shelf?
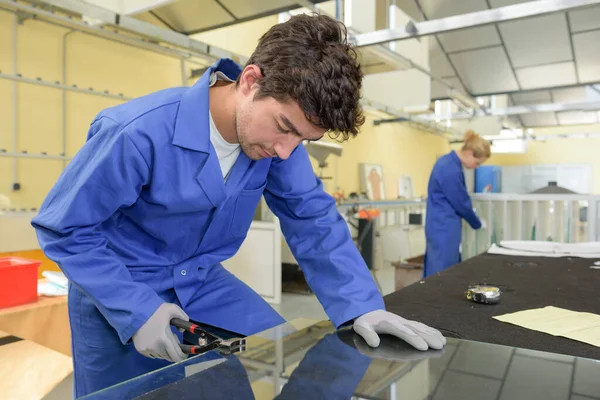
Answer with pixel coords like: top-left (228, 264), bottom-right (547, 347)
top-left (350, 0), bottom-right (600, 47)
top-left (0, 71), bottom-right (132, 100)
top-left (362, 99), bottom-right (462, 139)
top-left (0, 0), bottom-right (246, 64)
top-left (0, 209), bottom-right (38, 214)
top-left (0, 151), bottom-right (72, 161)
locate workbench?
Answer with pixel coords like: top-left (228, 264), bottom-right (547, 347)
top-left (0, 286), bottom-right (70, 356)
top-left (384, 253), bottom-right (600, 360)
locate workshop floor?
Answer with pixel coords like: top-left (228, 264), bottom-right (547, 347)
top-left (43, 293), bottom-right (326, 400)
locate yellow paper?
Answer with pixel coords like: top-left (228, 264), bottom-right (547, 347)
top-left (493, 306), bottom-right (600, 348)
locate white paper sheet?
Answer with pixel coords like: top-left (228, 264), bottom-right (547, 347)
top-left (500, 241), bottom-right (600, 254)
top-left (487, 243), bottom-right (600, 259)
top-left (494, 306), bottom-right (600, 348)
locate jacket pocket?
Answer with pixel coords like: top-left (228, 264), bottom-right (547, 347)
top-left (229, 182), bottom-right (267, 238)
top-left (77, 290), bottom-right (124, 349)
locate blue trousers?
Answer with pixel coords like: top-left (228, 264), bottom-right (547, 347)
top-left (423, 237), bottom-right (461, 279)
top-left (69, 264), bottom-right (285, 398)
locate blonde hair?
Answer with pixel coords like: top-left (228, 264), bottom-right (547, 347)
top-left (462, 130), bottom-right (491, 159)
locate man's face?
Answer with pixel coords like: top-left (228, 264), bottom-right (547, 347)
top-left (234, 66), bottom-right (326, 161)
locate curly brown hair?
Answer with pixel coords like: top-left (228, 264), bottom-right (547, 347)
top-left (238, 13), bottom-right (365, 141)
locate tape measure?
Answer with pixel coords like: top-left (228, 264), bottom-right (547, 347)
top-left (466, 285), bottom-right (501, 305)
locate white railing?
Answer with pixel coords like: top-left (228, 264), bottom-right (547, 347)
top-left (462, 194), bottom-right (600, 260)
top-left (336, 199), bottom-right (426, 229)
top-left (276, 199), bottom-right (427, 271)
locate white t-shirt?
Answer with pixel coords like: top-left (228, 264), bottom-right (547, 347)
top-left (208, 71), bottom-right (241, 180)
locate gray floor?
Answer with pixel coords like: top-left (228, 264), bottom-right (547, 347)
top-left (271, 292), bottom-right (328, 322)
top-left (43, 293), bottom-right (326, 400)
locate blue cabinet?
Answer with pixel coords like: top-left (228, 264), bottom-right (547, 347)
top-left (475, 166), bottom-right (502, 193)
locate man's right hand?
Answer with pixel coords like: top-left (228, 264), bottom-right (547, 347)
top-left (132, 303), bottom-right (189, 363)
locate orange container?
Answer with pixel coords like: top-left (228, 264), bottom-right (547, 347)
top-left (0, 256), bottom-right (41, 309)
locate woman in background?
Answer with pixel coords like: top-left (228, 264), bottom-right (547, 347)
top-left (424, 130), bottom-right (491, 278)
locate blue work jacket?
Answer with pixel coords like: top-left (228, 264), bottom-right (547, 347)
top-left (31, 58), bottom-right (384, 345)
top-left (424, 151), bottom-right (481, 277)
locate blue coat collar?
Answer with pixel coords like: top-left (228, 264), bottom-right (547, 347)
top-left (172, 58), bottom-right (242, 152)
top-left (450, 150), bottom-right (462, 167)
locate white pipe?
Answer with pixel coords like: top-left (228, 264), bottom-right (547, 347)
top-left (62, 30), bottom-right (75, 170)
top-left (12, 14), bottom-right (18, 188)
top-left (180, 58), bottom-right (186, 86)
top-left (336, 0), bottom-right (343, 21)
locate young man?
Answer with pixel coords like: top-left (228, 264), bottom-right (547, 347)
top-left (32, 14), bottom-right (445, 397)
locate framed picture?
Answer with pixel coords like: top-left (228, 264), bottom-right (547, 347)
top-left (398, 175), bottom-right (414, 199)
top-left (360, 163), bottom-right (385, 201)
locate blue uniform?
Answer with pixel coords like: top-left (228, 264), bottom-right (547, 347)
top-left (31, 58), bottom-right (384, 397)
top-left (424, 151), bottom-right (481, 278)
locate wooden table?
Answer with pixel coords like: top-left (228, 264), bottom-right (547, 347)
top-left (0, 285), bottom-right (70, 356)
top-left (0, 330), bottom-right (72, 400)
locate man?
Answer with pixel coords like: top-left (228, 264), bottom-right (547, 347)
top-left (32, 13), bottom-right (445, 397)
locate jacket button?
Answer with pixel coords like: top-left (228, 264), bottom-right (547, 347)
top-left (181, 270), bottom-right (187, 276)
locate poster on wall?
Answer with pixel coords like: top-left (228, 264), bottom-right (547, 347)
top-left (398, 175), bottom-right (414, 199)
top-left (360, 163), bottom-right (385, 201)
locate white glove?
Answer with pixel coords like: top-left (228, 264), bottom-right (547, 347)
top-left (480, 219), bottom-right (487, 230)
top-left (353, 310), bottom-right (446, 351)
top-left (132, 303), bottom-right (188, 363)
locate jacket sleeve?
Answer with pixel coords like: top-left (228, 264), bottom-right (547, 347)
top-left (437, 169), bottom-right (482, 230)
top-left (31, 116), bottom-right (164, 344)
top-left (263, 145), bottom-right (385, 328)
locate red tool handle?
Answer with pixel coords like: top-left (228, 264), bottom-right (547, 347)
top-left (178, 342), bottom-right (220, 355)
top-left (179, 344), bottom-right (203, 355)
top-left (171, 318), bottom-right (204, 335)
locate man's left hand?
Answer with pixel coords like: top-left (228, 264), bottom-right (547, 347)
top-left (354, 310), bottom-right (446, 351)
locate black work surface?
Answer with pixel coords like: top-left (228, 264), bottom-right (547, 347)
top-left (384, 253), bottom-right (600, 360)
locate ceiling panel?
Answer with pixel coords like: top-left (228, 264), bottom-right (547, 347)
top-left (358, 47), bottom-right (412, 74)
top-left (489, 0), bottom-right (529, 6)
top-left (551, 87), bottom-right (588, 103)
top-left (418, 0), bottom-right (488, 19)
top-left (135, 11), bottom-right (172, 29)
top-left (431, 77), bottom-right (465, 99)
top-left (573, 31), bottom-right (600, 82)
top-left (590, 85), bottom-right (600, 100)
top-left (511, 90), bottom-right (552, 105)
top-left (499, 14), bottom-right (572, 68)
top-left (520, 112), bottom-right (559, 127)
top-left (438, 27), bottom-right (501, 53)
top-left (430, 44), bottom-right (455, 77)
top-left (515, 62), bottom-right (577, 90)
top-left (153, 0), bottom-right (233, 32)
top-left (568, 5), bottom-right (600, 33)
top-left (449, 47), bottom-right (519, 94)
top-left (219, 0), bottom-right (299, 19)
top-left (150, 0), bottom-right (325, 33)
top-left (556, 111), bottom-right (598, 125)
top-left (394, 0), bottom-right (425, 21)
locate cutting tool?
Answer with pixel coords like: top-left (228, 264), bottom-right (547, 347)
top-left (170, 318), bottom-right (246, 355)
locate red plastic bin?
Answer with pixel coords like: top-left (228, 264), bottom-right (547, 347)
top-left (0, 256), bottom-right (41, 309)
